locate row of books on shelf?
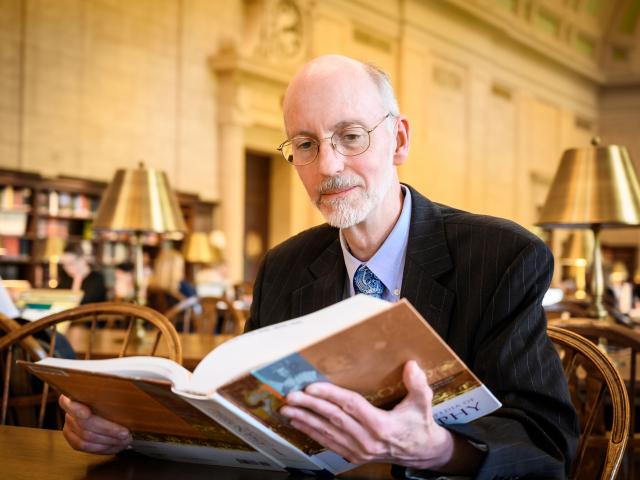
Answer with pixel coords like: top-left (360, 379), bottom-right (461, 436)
top-left (0, 237), bottom-right (30, 258)
top-left (35, 218), bottom-right (93, 238)
top-left (0, 186), bottom-right (31, 212)
top-left (0, 186), bottom-right (98, 218)
top-left (36, 191), bottom-right (98, 218)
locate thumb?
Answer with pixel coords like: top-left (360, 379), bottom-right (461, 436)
top-left (59, 394), bottom-right (91, 420)
top-left (394, 361), bottom-right (433, 411)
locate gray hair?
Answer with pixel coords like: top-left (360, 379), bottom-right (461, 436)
top-left (362, 62), bottom-right (400, 118)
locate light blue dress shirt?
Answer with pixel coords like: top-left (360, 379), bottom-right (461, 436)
top-left (339, 185), bottom-right (412, 302)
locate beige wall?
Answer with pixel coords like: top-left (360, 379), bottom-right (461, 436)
top-left (0, 0), bottom-right (636, 281)
top-left (0, 0), bottom-right (236, 200)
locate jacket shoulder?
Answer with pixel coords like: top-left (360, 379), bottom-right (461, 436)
top-left (265, 223), bottom-right (339, 264)
top-left (440, 203), bottom-right (543, 246)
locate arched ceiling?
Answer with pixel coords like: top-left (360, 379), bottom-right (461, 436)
top-left (445, 0), bottom-right (640, 85)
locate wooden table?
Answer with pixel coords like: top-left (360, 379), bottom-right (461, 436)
top-left (0, 425), bottom-right (394, 479)
top-left (65, 328), bottom-right (236, 370)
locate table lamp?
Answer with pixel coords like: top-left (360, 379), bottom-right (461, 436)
top-left (182, 232), bottom-right (221, 283)
top-left (42, 237), bottom-right (65, 288)
top-left (560, 231), bottom-right (593, 300)
top-left (537, 138), bottom-right (640, 319)
top-left (93, 163), bottom-right (186, 305)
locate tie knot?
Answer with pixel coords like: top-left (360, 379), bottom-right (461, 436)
top-left (353, 265), bottom-right (384, 299)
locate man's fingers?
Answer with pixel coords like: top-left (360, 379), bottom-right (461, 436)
top-left (59, 395), bottom-right (130, 440)
top-left (287, 416), bottom-right (364, 464)
top-left (281, 403), bottom-right (350, 445)
top-left (295, 382), bottom-right (388, 433)
top-left (281, 403), bottom-right (374, 464)
top-left (59, 394), bottom-right (131, 454)
top-left (62, 421), bottom-right (128, 454)
top-left (65, 412), bottom-right (131, 446)
top-left (285, 389), bottom-right (370, 433)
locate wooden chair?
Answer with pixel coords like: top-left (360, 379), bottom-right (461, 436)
top-left (548, 325), bottom-right (630, 480)
top-left (551, 319), bottom-right (640, 480)
top-left (0, 314), bottom-right (49, 428)
top-left (0, 302), bottom-right (182, 429)
top-left (165, 296), bottom-right (245, 335)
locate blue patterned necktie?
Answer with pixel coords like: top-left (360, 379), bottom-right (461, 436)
top-left (353, 265), bottom-right (384, 298)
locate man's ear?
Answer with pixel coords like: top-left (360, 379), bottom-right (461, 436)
top-left (392, 117), bottom-right (410, 166)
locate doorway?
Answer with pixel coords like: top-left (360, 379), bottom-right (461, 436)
top-left (243, 152), bottom-right (272, 282)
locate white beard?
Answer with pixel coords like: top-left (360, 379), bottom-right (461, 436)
top-left (316, 170), bottom-right (393, 229)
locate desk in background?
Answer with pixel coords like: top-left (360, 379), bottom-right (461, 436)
top-left (65, 328), bottom-right (236, 370)
top-left (0, 425), bottom-right (394, 479)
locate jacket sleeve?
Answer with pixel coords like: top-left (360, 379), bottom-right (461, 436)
top-left (445, 239), bottom-right (579, 479)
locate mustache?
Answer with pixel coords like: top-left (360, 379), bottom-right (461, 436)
top-left (317, 175), bottom-right (364, 195)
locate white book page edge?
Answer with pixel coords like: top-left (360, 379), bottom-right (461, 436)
top-left (37, 356), bottom-right (192, 390)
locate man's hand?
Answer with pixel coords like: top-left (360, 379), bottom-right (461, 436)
top-left (59, 395), bottom-right (132, 454)
top-left (280, 360), bottom-right (483, 474)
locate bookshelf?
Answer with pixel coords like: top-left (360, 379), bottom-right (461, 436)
top-left (0, 169), bottom-right (216, 288)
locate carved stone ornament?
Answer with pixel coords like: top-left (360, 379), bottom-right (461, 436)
top-left (272, 0), bottom-right (303, 57)
top-left (243, 0), bottom-right (305, 62)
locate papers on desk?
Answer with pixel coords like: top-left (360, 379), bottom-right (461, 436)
top-left (196, 282), bottom-right (227, 298)
top-left (16, 289), bottom-right (83, 321)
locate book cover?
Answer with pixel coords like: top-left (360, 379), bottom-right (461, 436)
top-left (22, 296), bottom-right (501, 473)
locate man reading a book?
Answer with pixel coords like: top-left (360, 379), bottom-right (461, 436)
top-left (59, 55), bottom-right (578, 479)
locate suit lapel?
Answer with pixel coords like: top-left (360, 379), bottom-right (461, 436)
top-left (401, 186), bottom-right (455, 339)
top-left (291, 235), bottom-right (345, 318)
top-left (288, 186), bottom-right (455, 339)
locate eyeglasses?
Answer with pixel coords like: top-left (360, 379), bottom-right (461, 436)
top-left (277, 113), bottom-right (394, 166)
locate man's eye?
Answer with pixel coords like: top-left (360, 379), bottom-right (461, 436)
top-left (293, 139), bottom-right (315, 151)
top-left (339, 129), bottom-right (366, 143)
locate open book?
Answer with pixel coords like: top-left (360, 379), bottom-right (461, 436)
top-left (22, 295), bottom-right (501, 475)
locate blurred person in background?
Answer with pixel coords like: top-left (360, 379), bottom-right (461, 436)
top-left (58, 242), bottom-right (107, 304)
top-left (113, 261), bottom-right (136, 301)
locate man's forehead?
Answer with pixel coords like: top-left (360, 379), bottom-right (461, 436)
top-left (283, 82), bottom-right (382, 136)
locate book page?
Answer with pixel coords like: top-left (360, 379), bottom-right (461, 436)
top-left (35, 356), bottom-right (192, 391)
top-left (188, 295), bottom-right (392, 395)
top-left (216, 299), bottom-right (502, 449)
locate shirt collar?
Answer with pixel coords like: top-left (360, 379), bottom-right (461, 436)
top-left (339, 185), bottom-right (412, 301)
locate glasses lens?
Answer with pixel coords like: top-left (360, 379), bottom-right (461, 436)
top-left (334, 126), bottom-right (369, 156)
top-left (280, 142), bottom-right (295, 163)
top-left (288, 137), bottom-right (318, 165)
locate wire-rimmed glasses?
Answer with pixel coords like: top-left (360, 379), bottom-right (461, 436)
top-left (277, 113), bottom-right (393, 166)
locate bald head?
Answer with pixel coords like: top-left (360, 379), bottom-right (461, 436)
top-left (282, 55), bottom-right (399, 133)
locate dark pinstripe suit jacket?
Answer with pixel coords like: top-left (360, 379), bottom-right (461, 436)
top-left (246, 185), bottom-right (579, 480)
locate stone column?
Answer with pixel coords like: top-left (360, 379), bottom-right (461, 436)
top-left (215, 69), bottom-right (246, 284)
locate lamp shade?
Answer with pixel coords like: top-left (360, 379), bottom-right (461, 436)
top-left (93, 164), bottom-right (186, 233)
top-left (537, 140), bottom-right (640, 228)
top-left (182, 232), bottom-right (220, 264)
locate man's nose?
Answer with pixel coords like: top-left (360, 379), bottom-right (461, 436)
top-left (315, 139), bottom-right (345, 176)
